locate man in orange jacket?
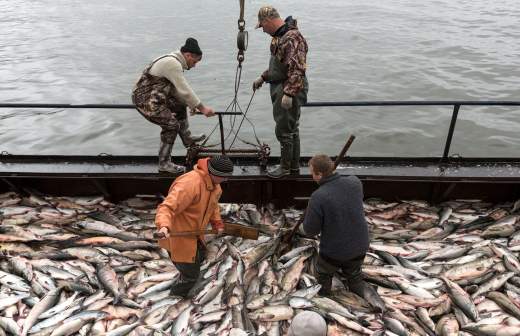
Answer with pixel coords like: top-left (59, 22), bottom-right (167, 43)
top-left (155, 155), bottom-right (234, 296)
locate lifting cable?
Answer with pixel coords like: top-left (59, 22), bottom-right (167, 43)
top-left (200, 0), bottom-right (263, 151)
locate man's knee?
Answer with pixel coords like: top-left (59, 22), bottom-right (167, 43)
top-left (343, 265), bottom-right (363, 279)
top-left (160, 122), bottom-right (180, 143)
top-left (160, 131), bottom-right (177, 144)
top-left (315, 255), bottom-right (338, 278)
top-left (341, 255), bottom-right (364, 276)
top-left (177, 120), bottom-right (190, 136)
top-left (276, 131), bottom-right (293, 144)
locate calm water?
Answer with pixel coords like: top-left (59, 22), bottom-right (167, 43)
top-left (1, 0), bottom-right (519, 157)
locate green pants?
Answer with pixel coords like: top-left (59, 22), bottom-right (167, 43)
top-left (270, 86), bottom-right (301, 170)
top-left (272, 89), bottom-right (300, 143)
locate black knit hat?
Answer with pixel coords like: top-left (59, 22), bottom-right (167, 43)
top-left (180, 37), bottom-right (202, 56)
top-left (208, 155), bottom-right (234, 177)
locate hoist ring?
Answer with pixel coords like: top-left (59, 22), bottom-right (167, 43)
top-left (238, 19), bottom-right (246, 30)
top-left (237, 54), bottom-right (245, 63)
top-left (237, 30), bottom-right (248, 51)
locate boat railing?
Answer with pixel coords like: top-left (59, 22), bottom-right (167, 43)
top-left (1, 101), bottom-right (519, 161)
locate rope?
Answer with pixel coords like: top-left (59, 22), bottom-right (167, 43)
top-left (228, 90), bottom-right (262, 149)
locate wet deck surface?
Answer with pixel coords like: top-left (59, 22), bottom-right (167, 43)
top-left (1, 155), bottom-right (520, 182)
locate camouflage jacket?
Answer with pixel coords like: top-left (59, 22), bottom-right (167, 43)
top-left (262, 17), bottom-right (308, 97)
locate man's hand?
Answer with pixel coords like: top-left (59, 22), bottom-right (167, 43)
top-left (252, 76), bottom-right (264, 91)
top-left (157, 227), bottom-right (170, 239)
top-left (211, 220), bottom-right (225, 235)
top-left (198, 105), bottom-right (215, 117)
top-left (281, 94), bottom-right (293, 109)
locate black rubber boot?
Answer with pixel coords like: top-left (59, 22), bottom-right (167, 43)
top-left (267, 141), bottom-right (292, 179)
top-left (317, 273), bottom-right (333, 296)
top-left (169, 279), bottom-right (196, 298)
top-left (158, 141), bottom-right (185, 174)
top-left (290, 133), bottom-right (300, 175)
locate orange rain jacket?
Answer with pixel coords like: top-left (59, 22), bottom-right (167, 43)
top-left (155, 158), bottom-right (223, 263)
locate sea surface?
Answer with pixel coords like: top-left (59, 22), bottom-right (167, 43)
top-left (1, 0), bottom-right (519, 157)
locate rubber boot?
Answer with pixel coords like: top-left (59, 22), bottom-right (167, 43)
top-left (317, 273), bottom-right (333, 296)
top-left (290, 133), bottom-right (300, 175)
top-left (181, 132), bottom-right (206, 147)
top-left (267, 141), bottom-right (292, 179)
top-left (158, 141), bottom-right (185, 174)
top-left (169, 279), bottom-right (196, 298)
top-left (178, 120), bottom-right (206, 147)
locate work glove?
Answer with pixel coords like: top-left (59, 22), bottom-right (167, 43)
top-left (252, 76), bottom-right (264, 91)
top-left (211, 219), bottom-right (225, 234)
top-left (281, 94), bottom-right (293, 109)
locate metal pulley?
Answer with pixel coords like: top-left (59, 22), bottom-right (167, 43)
top-left (236, 0), bottom-right (247, 65)
top-left (237, 29), bottom-right (248, 64)
top-left (237, 28), bottom-right (248, 52)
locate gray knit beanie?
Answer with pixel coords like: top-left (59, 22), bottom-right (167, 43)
top-left (208, 156), bottom-right (234, 177)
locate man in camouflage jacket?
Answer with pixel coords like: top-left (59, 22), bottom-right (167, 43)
top-left (253, 6), bottom-right (309, 178)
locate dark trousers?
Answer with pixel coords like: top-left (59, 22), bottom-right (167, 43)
top-left (271, 89), bottom-right (301, 170)
top-left (315, 253), bottom-right (366, 296)
top-left (170, 242), bottom-right (205, 297)
top-left (316, 253), bottom-right (386, 313)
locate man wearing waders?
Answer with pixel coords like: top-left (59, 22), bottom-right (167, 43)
top-left (303, 154), bottom-right (386, 313)
top-left (252, 6), bottom-right (309, 178)
top-left (132, 38), bottom-right (214, 174)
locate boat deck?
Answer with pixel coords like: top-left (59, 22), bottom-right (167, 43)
top-left (1, 155), bottom-right (519, 206)
top-left (1, 101), bottom-right (519, 205)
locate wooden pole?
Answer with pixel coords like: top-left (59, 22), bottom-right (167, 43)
top-left (334, 135), bottom-right (356, 169)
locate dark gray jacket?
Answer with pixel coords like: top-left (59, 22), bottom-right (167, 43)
top-left (303, 173), bottom-right (369, 262)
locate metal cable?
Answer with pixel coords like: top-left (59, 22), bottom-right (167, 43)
top-left (199, 0), bottom-right (263, 152)
top-left (203, 61), bottom-right (263, 150)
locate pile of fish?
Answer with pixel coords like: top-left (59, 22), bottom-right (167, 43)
top-left (1, 190), bottom-right (520, 336)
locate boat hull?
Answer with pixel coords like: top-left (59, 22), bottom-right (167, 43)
top-left (1, 155), bottom-right (519, 206)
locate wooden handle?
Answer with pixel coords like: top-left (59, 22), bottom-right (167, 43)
top-left (334, 135), bottom-right (356, 169)
top-left (153, 222), bottom-right (259, 240)
top-left (153, 229), bottom-right (216, 239)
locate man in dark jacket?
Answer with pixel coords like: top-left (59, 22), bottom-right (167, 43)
top-left (253, 6), bottom-right (309, 178)
top-left (303, 154), bottom-right (385, 313)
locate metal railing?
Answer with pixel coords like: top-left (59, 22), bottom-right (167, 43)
top-left (0, 103), bottom-right (241, 155)
top-left (1, 101), bottom-right (519, 160)
top-left (305, 100), bottom-right (520, 161)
